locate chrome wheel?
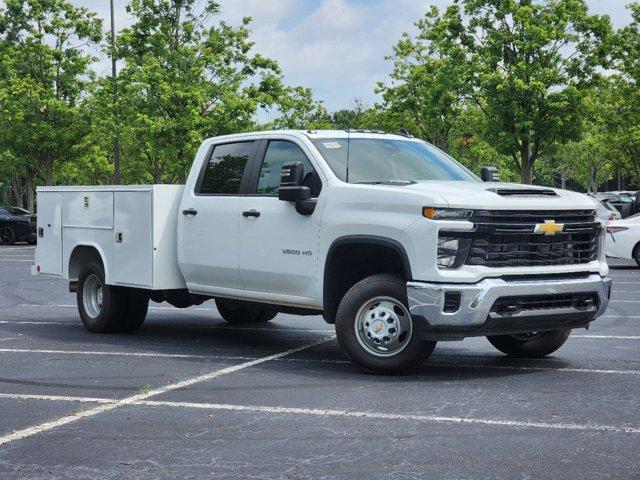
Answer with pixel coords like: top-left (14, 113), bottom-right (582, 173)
top-left (82, 273), bottom-right (103, 318)
top-left (354, 296), bottom-right (413, 357)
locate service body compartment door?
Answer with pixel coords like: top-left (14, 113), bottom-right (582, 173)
top-left (35, 191), bottom-right (63, 275)
top-left (112, 191), bottom-right (152, 287)
top-left (62, 191), bottom-right (114, 229)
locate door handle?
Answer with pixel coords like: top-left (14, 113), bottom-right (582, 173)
top-left (182, 208), bottom-right (198, 216)
top-left (242, 210), bottom-right (260, 218)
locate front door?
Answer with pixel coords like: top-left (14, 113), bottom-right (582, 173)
top-left (178, 140), bottom-right (257, 292)
top-left (238, 139), bottom-right (324, 299)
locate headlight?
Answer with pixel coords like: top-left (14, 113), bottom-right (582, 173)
top-left (437, 237), bottom-right (459, 268)
top-left (437, 236), bottom-right (471, 269)
top-left (423, 207), bottom-right (473, 220)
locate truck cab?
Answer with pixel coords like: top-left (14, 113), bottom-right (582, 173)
top-left (34, 130), bottom-right (612, 374)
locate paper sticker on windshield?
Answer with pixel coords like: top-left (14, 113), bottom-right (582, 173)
top-left (322, 142), bottom-right (342, 149)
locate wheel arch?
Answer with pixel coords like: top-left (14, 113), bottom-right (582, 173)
top-left (67, 243), bottom-right (109, 282)
top-left (322, 235), bottom-right (412, 324)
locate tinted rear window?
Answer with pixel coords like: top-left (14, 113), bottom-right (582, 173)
top-left (199, 141), bottom-right (255, 194)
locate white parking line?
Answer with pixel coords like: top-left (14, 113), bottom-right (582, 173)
top-left (0, 347), bottom-right (639, 375)
top-left (0, 393), bottom-right (113, 404)
top-left (139, 400), bottom-right (640, 434)
top-left (572, 334), bottom-right (640, 340)
top-left (0, 335), bottom-right (335, 446)
top-left (3, 318), bottom-right (640, 339)
top-left (0, 259), bottom-right (33, 262)
top-left (0, 392), bottom-right (637, 434)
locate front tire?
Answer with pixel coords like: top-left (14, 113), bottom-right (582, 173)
top-left (487, 329), bottom-right (571, 358)
top-left (215, 300), bottom-right (277, 324)
top-left (633, 243), bottom-right (640, 268)
top-left (335, 274), bottom-right (436, 374)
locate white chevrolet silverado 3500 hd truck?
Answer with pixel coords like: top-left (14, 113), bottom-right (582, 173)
top-left (33, 130), bottom-right (612, 373)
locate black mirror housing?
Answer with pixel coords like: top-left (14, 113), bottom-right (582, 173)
top-left (279, 162), bottom-right (308, 201)
top-left (278, 162), bottom-right (316, 215)
top-left (481, 166), bottom-right (500, 182)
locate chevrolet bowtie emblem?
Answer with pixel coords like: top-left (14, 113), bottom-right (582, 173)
top-left (534, 220), bottom-right (564, 236)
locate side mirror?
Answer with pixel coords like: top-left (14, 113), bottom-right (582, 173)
top-left (278, 162), bottom-right (316, 215)
top-left (481, 166), bottom-right (500, 182)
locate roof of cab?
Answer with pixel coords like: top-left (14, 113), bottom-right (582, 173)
top-left (205, 129), bottom-right (419, 142)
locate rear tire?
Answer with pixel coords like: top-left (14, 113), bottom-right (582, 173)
top-left (77, 263), bottom-right (127, 333)
top-left (215, 300), bottom-right (277, 324)
top-left (120, 289), bottom-right (149, 333)
top-left (633, 243), bottom-right (640, 268)
top-left (487, 329), bottom-right (571, 358)
top-left (0, 226), bottom-right (16, 245)
top-left (335, 274), bottom-right (436, 374)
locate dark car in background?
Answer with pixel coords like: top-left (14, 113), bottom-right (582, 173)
top-left (0, 207), bottom-right (37, 245)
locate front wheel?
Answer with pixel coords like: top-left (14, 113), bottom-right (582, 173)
top-left (487, 329), bottom-right (571, 358)
top-left (335, 274), bottom-right (436, 374)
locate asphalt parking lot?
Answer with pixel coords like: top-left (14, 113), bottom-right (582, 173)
top-left (0, 244), bottom-right (638, 479)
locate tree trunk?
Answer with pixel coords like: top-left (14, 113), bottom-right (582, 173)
top-left (11, 174), bottom-right (24, 208)
top-left (44, 151), bottom-right (54, 186)
top-left (519, 139), bottom-right (533, 184)
top-left (25, 165), bottom-right (35, 213)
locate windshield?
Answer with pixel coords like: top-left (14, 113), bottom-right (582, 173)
top-left (311, 138), bottom-right (478, 183)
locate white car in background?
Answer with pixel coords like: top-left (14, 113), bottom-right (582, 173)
top-left (606, 213), bottom-right (640, 267)
top-left (595, 199), bottom-right (622, 222)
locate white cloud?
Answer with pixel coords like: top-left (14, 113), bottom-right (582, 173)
top-left (72, 0), bottom-right (634, 111)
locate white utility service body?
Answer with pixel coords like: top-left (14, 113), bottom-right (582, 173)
top-left (34, 185), bottom-right (186, 290)
top-left (34, 130), bottom-right (613, 373)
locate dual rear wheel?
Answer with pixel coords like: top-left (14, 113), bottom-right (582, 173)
top-left (77, 263), bottom-right (278, 334)
top-left (77, 263), bottom-right (148, 333)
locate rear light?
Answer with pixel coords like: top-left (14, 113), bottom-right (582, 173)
top-left (606, 226), bottom-right (629, 233)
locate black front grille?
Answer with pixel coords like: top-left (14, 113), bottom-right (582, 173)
top-left (460, 210), bottom-right (600, 268)
top-left (492, 293), bottom-right (598, 315)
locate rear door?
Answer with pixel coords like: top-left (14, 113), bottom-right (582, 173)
top-left (178, 141), bottom-right (257, 292)
top-left (238, 139), bottom-right (325, 299)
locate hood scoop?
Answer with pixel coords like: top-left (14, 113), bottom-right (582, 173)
top-left (487, 188), bottom-right (558, 197)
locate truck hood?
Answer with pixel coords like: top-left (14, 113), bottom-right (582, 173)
top-left (404, 181), bottom-right (598, 210)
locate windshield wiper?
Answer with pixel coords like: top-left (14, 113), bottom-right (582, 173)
top-left (354, 180), bottom-right (416, 186)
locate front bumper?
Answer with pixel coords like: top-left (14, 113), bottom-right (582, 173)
top-left (407, 274), bottom-right (612, 340)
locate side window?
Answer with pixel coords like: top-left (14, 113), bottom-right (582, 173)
top-left (257, 140), bottom-right (321, 197)
top-left (199, 141), bottom-right (254, 194)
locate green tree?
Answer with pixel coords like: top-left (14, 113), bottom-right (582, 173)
top-left (396, 0), bottom-right (612, 183)
top-left (0, 0), bottom-right (102, 209)
top-left (606, 3), bottom-right (640, 186)
top-left (111, 0), bottom-right (284, 183)
top-left (377, 8), bottom-right (464, 152)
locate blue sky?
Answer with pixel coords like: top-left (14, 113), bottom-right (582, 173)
top-left (77, 0), bottom-right (634, 112)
